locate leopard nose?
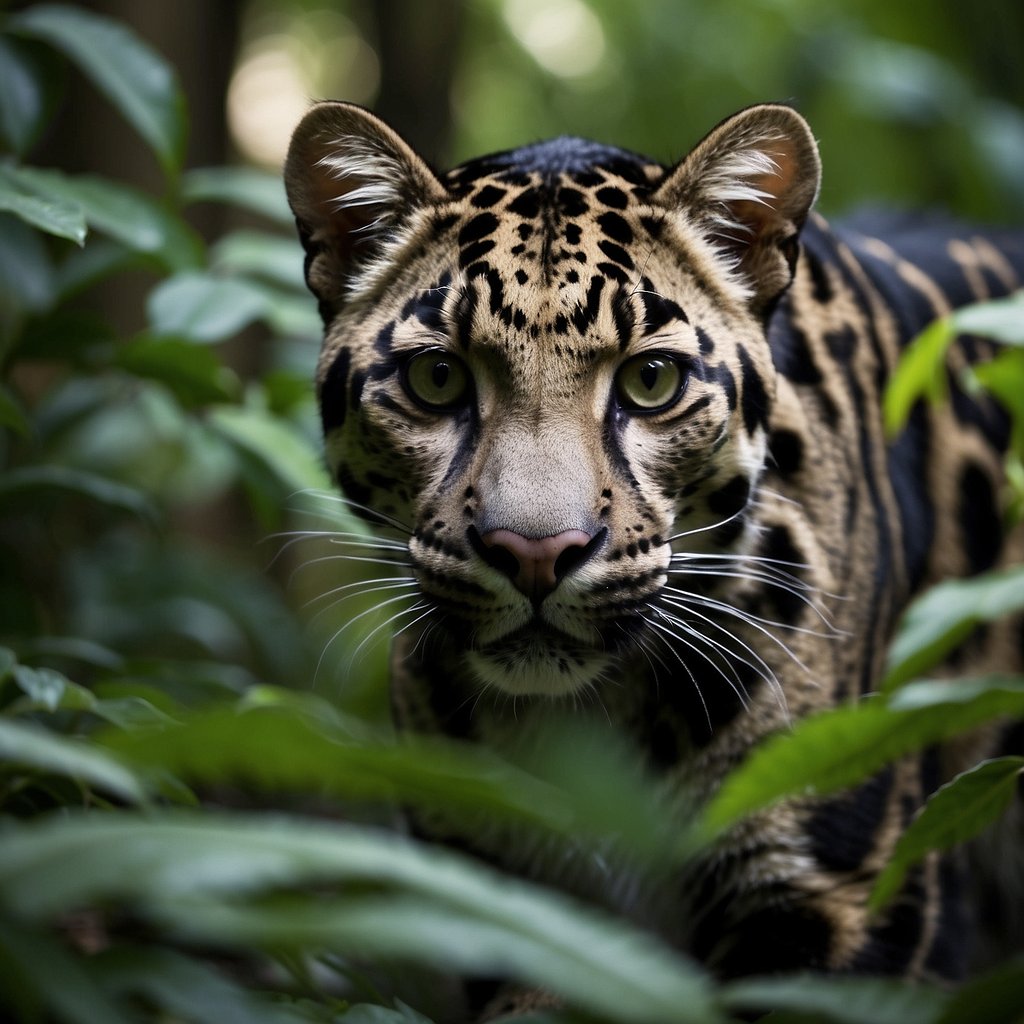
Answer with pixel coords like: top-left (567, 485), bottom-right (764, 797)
top-left (475, 528), bottom-right (603, 603)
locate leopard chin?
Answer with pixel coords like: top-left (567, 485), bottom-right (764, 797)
top-left (463, 625), bottom-right (612, 698)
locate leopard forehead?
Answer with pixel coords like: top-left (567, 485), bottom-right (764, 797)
top-left (339, 150), bottom-right (757, 399)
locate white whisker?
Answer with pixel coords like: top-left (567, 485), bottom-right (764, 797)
top-left (652, 608), bottom-right (755, 714)
top-left (315, 590), bottom-right (421, 684)
top-left (644, 616), bottom-right (714, 734)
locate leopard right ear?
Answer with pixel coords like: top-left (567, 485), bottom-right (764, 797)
top-left (284, 101), bottom-right (447, 308)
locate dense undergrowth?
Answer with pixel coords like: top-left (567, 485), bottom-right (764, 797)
top-left (2, 6), bottom-right (1024, 1023)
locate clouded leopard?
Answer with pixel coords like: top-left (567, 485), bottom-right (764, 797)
top-left (284, 100), bottom-right (1024, 986)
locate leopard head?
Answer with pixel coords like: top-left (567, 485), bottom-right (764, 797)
top-left (285, 103), bottom-right (820, 699)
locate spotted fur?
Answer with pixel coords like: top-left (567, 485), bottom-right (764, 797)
top-left (286, 102), bottom-right (1024, 984)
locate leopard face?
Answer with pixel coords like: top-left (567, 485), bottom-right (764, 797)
top-left (286, 103), bottom-right (818, 699)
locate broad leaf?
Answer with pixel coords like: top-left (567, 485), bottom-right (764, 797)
top-left (0, 163), bottom-right (86, 243)
top-left (212, 231), bottom-right (307, 291)
top-left (870, 757), bottom-right (1024, 910)
top-left (883, 316), bottom-right (952, 436)
top-left (8, 166), bottom-right (202, 270)
top-left (0, 37), bottom-right (54, 155)
top-left (0, 813), bottom-right (718, 1024)
top-left (937, 955), bottom-right (1024, 1024)
top-left (0, 212), bottom-right (54, 315)
top-left (339, 1003), bottom-right (436, 1024)
top-left (0, 719), bottom-right (146, 804)
top-left (884, 566), bottom-right (1024, 688)
top-left (209, 405), bottom-right (331, 494)
top-left (10, 3), bottom-right (186, 179)
top-left (0, 646), bottom-right (15, 683)
top-left (0, 383), bottom-right (30, 436)
top-left (12, 663), bottom-right (85, 711)
top-left (885, 292), bottom-right (1024, 435)
top-left (952, 290), bottom-right (1024, 346)
top-left (183, 166), bottom-right (293, 224)
top-left (0, 465), bottom-right (157, 521)
top-left (721, 974), bottom-right (947, 1024)
top-left (91, 947), bottom-right (317, 1024)
top-left (100, 705), bottom-right (680, 862)
top-left (147, 272), bottom-right (270, 343)
top-left (971, 350), bottom-right (1024, 447)
top-left (0, 920), bottom-right (135, 1024)
top-left (115, 336), bottom-right (240, 405)
top-left (701, 676), bottom-right (1024, 836)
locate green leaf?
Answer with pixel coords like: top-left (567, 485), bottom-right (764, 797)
top-left (0, 646), bottom-right (16, 683)
top-left (701, 676), bottom-right (1024, 836)
top-left (115, 336), bottom-right (240, 405)
top-left (0, 920), bottom-right (136, 1024)
top-left (883, 316), bottom-right (953, 436)
top-left (0, 719), bottom-right (146, 804)
top-left (53, 238), bottom-right (140, 302)
top-left (9, 3), bottom-right (187, 180)
top-left (937, 954), bottom-right (1024, 1024)
top-left (0, 212), bottom-right (54, 315)
top-left (952, 291), bottom-right (1024, 346)
top-left (15, 635), bottom-right (124, 672)
top-left (183, 166), bottom-right (293, 224)
top-left (100, 700), bottom-right (687, 865)
top-left (92, 947), bottom-right (317, 1024)
top-left (340, 1003), bottom-right (435, 1024)
top-left (0, 465), bottom-right (157, 521)
top-left (0, 38), bottom-right (49, 155)
top-left (971, 350), bottom-right (1024, 450)
top-left (8, 166), bottom-right (202, 270)
top-left (212, 231), bottom-right (307, 291)
top-left (884, 566), bottom-right (1024, 689)
top-left (0, 813), bottom-right (717, 1024)
top-left (147, 272), bottom-right (271, 343)
top-left (0, 383), bottom-right (30, 436)
top-left (12, 664), bottom-right (83, 711)
top-left (101, 706), bottom-right (575, 838)
top-left (721, 974), bottom-right (947, 1024)
top-left (0, 163), bottom-right (87, 243)
top-left (871, 757), bottom-right (1024, 910)
top-left (209, 404), bottom-right (331, 494)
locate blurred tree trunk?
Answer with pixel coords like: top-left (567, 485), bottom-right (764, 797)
top-left (29, 0), bottom-right (244, 336)
top-left (359, 0), bottom-right (463, 164)
top-left (33, 0), bottom-right (242, 203)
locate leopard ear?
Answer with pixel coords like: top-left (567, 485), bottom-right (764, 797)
top-left (285, 101), bottom-right (447, 308)
top-left (654, 104), bottom-right (821, 312)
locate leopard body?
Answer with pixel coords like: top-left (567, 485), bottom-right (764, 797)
top-left (285, 102), bottom-right (1024, 983)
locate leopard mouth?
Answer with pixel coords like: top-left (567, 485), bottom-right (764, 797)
top-left (464, 619), bottom-right (612, 697)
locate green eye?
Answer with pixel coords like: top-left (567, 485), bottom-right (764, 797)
top-left (616, 354), bottom-right (685, 411)
top-left (403, 350), bottom-right (471, 410)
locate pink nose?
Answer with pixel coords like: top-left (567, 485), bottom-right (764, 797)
top-left (478, 528), bottom-right (596, 602)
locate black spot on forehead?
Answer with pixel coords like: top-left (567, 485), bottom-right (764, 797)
top-left (509, 190), bottom-right (541, 219)
top-left (471, 184), bottom-right (507, 208)
top-left (638, 281), bottom-right (688, 332)
top-left (598, 211), bottom-right (633, 246)
top-left (459, 213), bottom-right (499, 246)
top-left (556, 186), bottom-right (588, 217)
top-left (596, 186), bottom-right (629, 209)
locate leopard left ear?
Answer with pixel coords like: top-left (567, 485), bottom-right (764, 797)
top-left (285, 101), bottom-right (448, 309)
top-left (654, 104), bottom-right (821, 313)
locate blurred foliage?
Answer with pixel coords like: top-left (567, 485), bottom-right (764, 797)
top-left (229, 0), bottom-right (1024, 220)
top-left (1, 3), bottom-right (1024, 1023)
